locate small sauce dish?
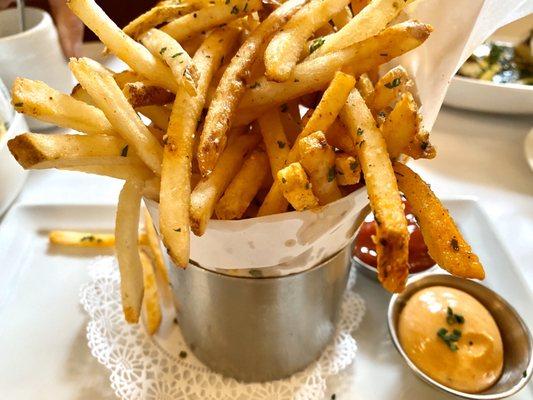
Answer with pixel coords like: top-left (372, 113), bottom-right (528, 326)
top-left (387, 274), bottom-right (532, 399)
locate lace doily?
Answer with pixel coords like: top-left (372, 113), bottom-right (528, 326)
top-left (80, 256), bottom-right (366, 400)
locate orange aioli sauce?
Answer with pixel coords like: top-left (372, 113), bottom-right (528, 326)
top-left (398, 286), bottom-right (504, 393)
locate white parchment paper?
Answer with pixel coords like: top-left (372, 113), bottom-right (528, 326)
top-left (148, 0), bottom-right (532, 275)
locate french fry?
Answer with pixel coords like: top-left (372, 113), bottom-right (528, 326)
top-left (393, 162), bottom-right (485, 279)
top-left (331, 5), bottom-right (353, 29)
top-left (123, 82), bottom-right (175, 108)
top-left (277, 162), bottom-right (319, 211)
top-left (49, 231), bottom-right (116, 247)
top-left (143, 208), bottom-right (169, 285)
top-left (12, 78), bottom-right (115, 135)
top-left (325, 119), bottom-right (357, 155)
top-left (69, 58), bottom-right (163, 174)
top-left (139, 248), bottom-right (162, 335)
top-left (307, 0), bottom-right (408, 59)
top-left (299, 131), bottom-right (342, 205)
top-left (161, 0), bottom-right (262, 41)
top-left (197, 0), bottom-right (309, 176)
top-left (340, 88), bottom-right (409, 292)
top-left (370, 65), bottom-right (411, 114)
top-left (257, 71), bottom-right (355, 216)
top-left (160, 27), bottom-right (239, 267)
top-left (257, 109), bottom-right (290, 177)
top-left (137, 105), bottom-right (171, 131)
top-left (238, 21), bottom-right (433, 123)
top-left (61, 163), bottom-right (154, 181)
top-left (334, 152), bottom-right (361, 185)
top-left (138, 28), bottom-right (199, 96)
top-left (123, 2), bottom-right (194, 39)
top-left (115, 178), bottom-right (145, 323)
top-left (215, 150), bottom-right (269, 219)
top-left (67, 0), bottom-right (177, 92)
top-left (190, 132), bottom-right (260, 235)
top-left (350, 0), bottom-right (370, 15)
top-left (264, 0), bottom-right (350, 82)
top-left (356, 73), bottom-right (374, 102)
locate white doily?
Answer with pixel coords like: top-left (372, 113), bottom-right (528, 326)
top-left (80, 256), bottom-right (366, 400)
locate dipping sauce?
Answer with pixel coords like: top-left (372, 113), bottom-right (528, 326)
top-left (353, 199), bottom-right (435, 273)
top-left (398, 286), bottom-right (504, 393)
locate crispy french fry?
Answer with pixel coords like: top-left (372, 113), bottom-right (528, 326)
top-left (197, 0), bottom-right (309, 176)
top-left (123, 82), bottom-right (175, 108)
top-left (331, 5), bottom-right (353, 29)
top-left (190, 132), bottom-right (260, 235)
top-left (356, 73), bottom-right (374, 102)
top-left (393, 162), bottom-right (485, 279)
top-left (49, 231), bottom-right (116, 247)
top-left (307, 0), bottom-right (408, 59)
top-left (67, 0), bottom-right (177, 92)
top-left (215, 150), bottom-right (269, 219)
top-left (123, 2), bottom-right (194, 39)
top-left (61, 163), bottom-right (154, 181)
top-left (325, 118), bottom-right (357, 155)
top-left (139, 248), bottom-right (162, 335)
top-left (298, 131), bottom-right (342, 205)
top-left (12, 78), bottom-right (115, 135)
top-left (257, 109), bottom-right (290, 177)
top-left (340, 88), bottom-right (408, 292)
top-left (258, 72), bottom-right (355, 216)
top-left (69, 58), bottom-right (163, 174)
top-left (161, 27), bottom-right (239, 267)
top-left (238, 21), bottom-right (432, 124)
top-left (143, 208), bottom-right (169, 285)
top-left (161, 0), bottom-right (262, 41)
top-left (139, 28), bottom-right (199, 96)
top-left (264, 0), bottom-right (350, 82)
top-left (137, 105), bottom-right (171, 131)
top-left (350, 0), bottom-right (369, 15)
top-left (115, 178), bottom-right (145, 323)
top-left (277, 162), bottom-right (319, 211)
top-left (334, 152), bottom-right (361, 185)
top-left (370, 65), bottom-right (411, 113)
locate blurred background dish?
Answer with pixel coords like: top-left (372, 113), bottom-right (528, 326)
top-left (525, 127), bottom-right (533, 172)
top-left (444, 14), bottom-right (533, 114)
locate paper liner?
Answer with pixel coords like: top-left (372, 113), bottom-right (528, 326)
top-left (147, 0), bottom-right (532, 275)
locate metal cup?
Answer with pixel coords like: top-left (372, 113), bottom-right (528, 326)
top-left (166, 245), bottom-right (352, 382)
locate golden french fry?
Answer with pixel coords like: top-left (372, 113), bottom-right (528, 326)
top-left (160, 27), bottom-right (239, 267)
top-left (370, 65), bottom-right (411, 113)
top-left (334, 152), bottom-right (361, 185)
top-left (12, 78), bottom-right (115, 135)
top-left (137, 105), bottom-right (171, 131)
top-left (138, 28), bottom-right (199, 96)
top-left (215, 150), bottom-right (269, 219)
top-left (299, 131), bottom-right (342, 205)
top-left (393, 162), bottom-right (485, 279)
top-left (356, 73), bottom-right (374, 102)
top-left (123, 82), bottom-right (175, 108)
top-left (123, 2), bottom-right (194, 39)
top-left (190, 132), bottom-right (261, 235)
top-left (67, 0), bottom-right (177, 92)
top-left (49, 231), bottom-right (116, 247)
top-left (69, 58), bottom-right (163, 174)
top-left (115, 178), bottom-right (145, 323)
top-left (61, 163), bottom-right (154, 181)
top-left (350, 0), bottom-right (369, 15)
top-left (331, 5), bottom-right (353, 29)
top-left (257, 109), bottom-right (290, 177)
top-left (143, 208), bottom-right (169, 285)
top-left (277, 162), bottom-right (319, 211)
top-left (197, 0), bottom-right (308, 176)
top-left (238, 21), bottom-right (432, 124)
top-left (307, 0), bottom-right (408, 59)
top-left (264, 0), bottom-right (350, 82)
top-left (325, 118), bottom-right (357, 155)
top-left (340, 88), bottom-right (408, 293)
top-left (161, 0), bottom-right (262, 41)
top-left (139, 248), bottom-right (162, 335)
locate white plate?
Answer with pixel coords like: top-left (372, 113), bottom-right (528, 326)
top-left (0, 200), bottom-right (531, 399)
top-left (444, 14), bottom-right (533, 115)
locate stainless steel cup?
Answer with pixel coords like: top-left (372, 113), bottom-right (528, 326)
top-left (166, 245), bottom-right (352, 382)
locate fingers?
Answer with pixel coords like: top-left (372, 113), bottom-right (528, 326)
top-left (49, 0), bottom-right (85, 58)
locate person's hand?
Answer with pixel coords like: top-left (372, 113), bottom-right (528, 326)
top-left (49, 0), bottom-right (84, 58)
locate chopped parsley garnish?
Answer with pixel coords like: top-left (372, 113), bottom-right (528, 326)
top-left (243, 2), bottom-right (248, 11)
top-left (349, 161), bottom-right (358, 171)
top-left (120, 145), bottom-right (129, 157)
top-left (450, 238), bottom-right (460, 251)
top-left (179, 350), bottom-right (188, 358)
top-left (230, 5), bottom-right (239, 14)
top-left (159, 47), bottom-right (167, 55)
top-left (357, 127), bottom-right (364, 136)
top-left (437, 327), bottom-right (462, 351)
top-left (80, 235), bottom-right (95, 242)
top-left (171, 52), bottom-right (183, 58)
top-left (281, 177), bottom-right (287, 184)
top-left (309, 37), bottom-right (325, 54)
top-left (384, 77), bottom-right (401, 89)
top-left (174, 227), bottom-right (182, 232)
top-left (249, 269), bottom-right (262, 277)
top-left (446, 306), bottom-right (465, 325)
top-left (327, 167), bottom-right (335, 182)
top-left (14, 102), bottom-right (23, 107)
top-left (280, 103), bottom-right (288, 112)
top-left (277, 140), bottom-right (286, 149)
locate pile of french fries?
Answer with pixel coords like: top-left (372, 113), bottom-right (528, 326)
top-left (8, 0), bottom-right (485, 324)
